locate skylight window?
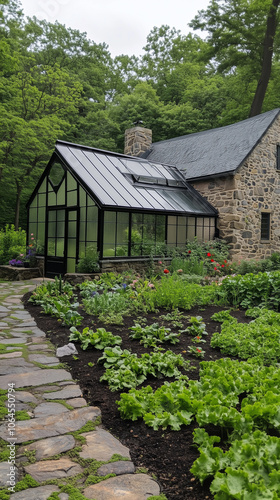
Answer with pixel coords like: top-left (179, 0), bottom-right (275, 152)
top-left (119, 158), bottom-right (186, 187)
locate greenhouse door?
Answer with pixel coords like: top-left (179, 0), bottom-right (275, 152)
top-left (45, 209), bottom-right (78, 278)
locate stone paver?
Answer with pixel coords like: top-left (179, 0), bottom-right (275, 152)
top-left (0, 462), bottom-right (19, 487)
top-left (83, 474), bottom-right (160, 499)
top-left (97, 461), bottom-right (135, 476)
top-left (24, 457), bottom-right (83, 481)
top-left (0, 368), bottom-right (72, 389)
top-left (28, 354), bottom-right (60, 365)
top-left (0, 351), bottom-right (22, 359)
top-left (18, 435), bottom-right (76, 460)
top-left (10, 485), bottom-right (61, 500)
top-left (67, 397), bottom-right (87, 408)
top-left (42, 384), bottom-right (82, 400)
top-left (34, 402), bottom-right (70, 418)
top-left (0, 280), bottom-right (163, 500)
top-left (79, 428), bottom-right (131, 461)
top-left (0, 406), bottom-right (101, 442)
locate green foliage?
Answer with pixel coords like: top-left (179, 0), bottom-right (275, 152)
top-left (211, 310), bottom-right (235, 323)
top-left (76, 246), bottom-right (100, 273)
top-left (98, 347), bottom-right (190, 391)
top-left (0, 224), bottom-right (26, 264)
top-left (180, 315), bottom-right (208, 337)
top-left (129, 322), bottom-right (180, 347)
top-left (69, 326), bottom-right (122, 350)
top-left (136, 275), bottom-right (217, 311)
top-left (192, 429), bottom-right (280, 499)
top-left (211, 308), bottom-right (280, 363)
top-left (216, 271), bottom-right (280, 310)
top-left (83, 290), bottom-right (130, 318)
top-left (117, 356), bottom-right (280, 439)
top-left (29, 277), bottom-right (83, 326)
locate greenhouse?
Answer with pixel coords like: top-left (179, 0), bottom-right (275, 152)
top-left (27, 140), bottom-right (218, 278)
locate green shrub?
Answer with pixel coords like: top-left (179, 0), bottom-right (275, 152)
top-left (77, 246), bottom-right (100, 273)
top-left (0, 225), bottom-right (26, 265)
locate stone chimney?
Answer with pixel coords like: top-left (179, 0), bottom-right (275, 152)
top-left (124, 125), bottom-right (152, 156)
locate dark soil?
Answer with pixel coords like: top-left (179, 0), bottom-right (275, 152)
top-left (23, 291), bottom-right (249, 500)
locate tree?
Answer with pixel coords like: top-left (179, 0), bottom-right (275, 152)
top-left (190, 0), bottom-right (280, 116)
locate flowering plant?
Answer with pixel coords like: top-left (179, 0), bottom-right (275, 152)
top-left (9, 259), bottom-right (23, 267)
top-left (188, 345), bottom-right (205, 358)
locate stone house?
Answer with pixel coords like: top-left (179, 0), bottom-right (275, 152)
top-left (126, 108), bottom-right (280, 261)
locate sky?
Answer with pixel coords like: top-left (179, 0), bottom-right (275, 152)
top-left (19, 0), bottom-right (210, 58)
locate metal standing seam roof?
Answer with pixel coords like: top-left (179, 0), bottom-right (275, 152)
top-left (55, 141), bottom-right (217, 216)
top-left (144, 108), bottom-right (280, 181)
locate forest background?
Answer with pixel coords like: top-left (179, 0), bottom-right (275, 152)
top-left (1, 0), bottom-right (280, 230)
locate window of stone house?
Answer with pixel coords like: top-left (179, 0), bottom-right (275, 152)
top-left (261, 212), bottom-right (270, 240)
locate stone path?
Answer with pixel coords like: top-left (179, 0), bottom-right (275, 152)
top-left (0, 280), bottom-right (161, 499)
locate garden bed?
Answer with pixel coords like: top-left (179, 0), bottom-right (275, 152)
top-left (23, 290), bottom-right (249, 500)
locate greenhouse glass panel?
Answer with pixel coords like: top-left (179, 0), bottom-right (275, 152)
top-left (67, 171), bottom-right (77, 190)
top-left (79, 187), bottom-right (86, 207)
top-left (87, 206), bottom-right (98, 221)
top-left (80, 221), bottom-right (86, 241)
top-left (48, 192), bottom-right (56, 206)
top-left (38, 193), bottom-right (46, 207)
top-left (57, 238), bottom-right (64, 257)
top-left (29, 208), bottom-right (37, 223)
top-left (67, 238), bottom-right (76, 258)
top-left (48, 238), bottom-right (55, 256)
top-left (87, 221), bottom-right (97, 241)
top-left (67, 258), bottom-right (76, 273)
top-left (57, 182), bottom-right (65, 205)
top-left (38, 178), bottom-right (47, 193)
top-left (80, 207), bottom-right (86, 222)
top-left (48, 221), bottom-right (56, 238)
top-left (38, 207), bottom-right (45, 222)
top-left (67, 190), bottom-right (77, 206)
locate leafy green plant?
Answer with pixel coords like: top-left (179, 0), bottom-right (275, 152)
top-left (216, 271), bottom-right (280, 310)
top-left (98, 347), bottom-right (190, 391)
top-left (188, 345), bottom-right (205, 358)
top-left (77, 246), bottom-right (100, 273)
top-left (129, 322), bottom-right (180, 347)
top-left (180, 316), bottom-right (208, 336)
top-left (191, 429), bottom-right (280, 499)
top-left (211, 310), bottom-right (235, 323)
top-left (69, 326), bottom-right (122, 350)
top-left (83, 290), bottom-right (130, 317)
top-left (159, 309), bottom-right (187, 327)
top-left (41, 296), bottom-right (83, 326)
top-left (211, 308), bottom-right (280, 363)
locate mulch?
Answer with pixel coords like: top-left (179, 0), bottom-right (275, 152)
top-left (23, 290), bottom-right (249, 500)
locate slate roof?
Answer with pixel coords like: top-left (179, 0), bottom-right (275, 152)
top-left (54, 141), bottom-right (217, 216)
top-left (144, 108), bottom-right (280, 181)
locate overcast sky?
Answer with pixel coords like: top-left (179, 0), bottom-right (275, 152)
top-left (19, 0), bottom-right (210, 57)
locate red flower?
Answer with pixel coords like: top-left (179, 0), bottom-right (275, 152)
top-left (163, 269), bottom-right (169, 274)
top-left (196, 348), bottom-right (202, 352)
top-left (211, 259), bottom-right (214, 262)
top-left (214, 267), bottom-right (217, 270)
top-left (221, 264), bottom-right (225, 268)
top-left (188, 250), bottom-right (191, 254)
top-left (158, 261), bottom-right (162, 264)
top-left (207, 252), bottom-right (211, 257)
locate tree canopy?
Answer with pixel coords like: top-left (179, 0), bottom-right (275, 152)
top-left (1, 0), bottom-right (280, 229)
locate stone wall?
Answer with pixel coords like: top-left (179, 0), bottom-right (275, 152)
top-left (191, 115), bottom-right (280, 261)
